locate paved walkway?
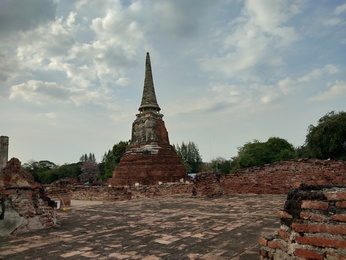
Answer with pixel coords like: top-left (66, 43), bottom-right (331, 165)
top-left (0, 195), bottom-right (286, 260)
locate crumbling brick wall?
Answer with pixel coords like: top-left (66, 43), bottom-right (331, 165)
top-left (45, 178), bottom-right (77, 207)
top-left (130, 183), bottom-right (193, 198)
top-left (47, 182), bottom-right (193, 204)
top-left (259, 185), bottom-right (346, 259)
top-left (192, 172), bottom-right (224, 197)
top-left (71, 185), bottom-right (132, 201)
top-left (0, 158), bottom-right (56, 236)
top-left (194, 159), bottom-right (346, 196)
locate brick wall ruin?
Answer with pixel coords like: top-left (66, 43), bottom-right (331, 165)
top-left (259, 185), bottom-right (346, 259)
top-left (45, 179), bottom-right (193, 205)
top-left (0, 158), bottom-right (56, 236)
top-left (71, 183), bottom-right (193, 201)
top-left (45, 178), bottom-right (77, 207)
top-left (194, 159), bottom-right (346, 196)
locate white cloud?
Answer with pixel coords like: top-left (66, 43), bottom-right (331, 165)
top-left (323, 18), bottom-right (343, 26)
top-left (297, 64), bottom-right (339, 83)
top-left (335, 3), bottom-right (346, 15)
top-left (0, 0), bottom-right (57, 38)
top-left (0, 50), bottom-right (20, 82)
top-left (278, 77), bottom-right (295, 94)
top-left (1, 2), bottom-right (145, 108)
top-left (9, 79), bottom-right (116, 107)
top-left (201, 0), bottom-right (302, 79)
top-left (9, 80), bottom-right (73, 105)
top-left (245, 0), bottom-right (300, 33)
top-left (323, 3), bottom-right (346, 27)
top-left (309, 81), bottom-right (346, 101)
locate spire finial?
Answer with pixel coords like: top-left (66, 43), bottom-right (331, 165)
top-left (139, 52), bottom-right (161, 112)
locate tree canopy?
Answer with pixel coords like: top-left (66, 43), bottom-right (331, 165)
top-left (174, 141), bottom-right (203, 173)
top-left (231, 137), bottom-right (295, 172)
top-left (98, 141), bottom-right (129, 181)
top-left (304, 111), bottom-right (346, 160)
top-left (23, 160), bottom-right (81, 184)
top-left (206, 157), bottom-right (231, 174)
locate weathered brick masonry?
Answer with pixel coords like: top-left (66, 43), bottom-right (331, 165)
top-left (195, 159), bottom-right (346, 196)
top-left (46, 178), bottom-right (193, 203)
top-left (45, 178), bottom-right (77, 207)
top-left (259, 185), bottom-right (346, 259)
top-left (0, 158), bottom-right (56, 236)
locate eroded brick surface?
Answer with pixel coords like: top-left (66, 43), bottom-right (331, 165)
top-left (260, 186), bottom-right (346, 260)
top-left (0, 158), bottom-right (56, 236)
top-left (195, 159), bottom-right (346, 195)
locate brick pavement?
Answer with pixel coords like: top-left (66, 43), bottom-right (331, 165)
top-left (0, 194), bottom-right (286, 260)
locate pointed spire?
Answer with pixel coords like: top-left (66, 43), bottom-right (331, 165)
top-left (138, 52), bottom-right (161, 112)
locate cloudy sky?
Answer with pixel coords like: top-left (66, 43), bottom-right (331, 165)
top-left (1, 0), bottom-right (346, 165)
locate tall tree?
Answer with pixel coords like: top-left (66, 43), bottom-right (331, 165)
top-left (98, 141), bottom-right (129, 181)
top-left (304, 111), bottom-right (346, 160)
top-left (79, 160), bottom-right (99, 183)
top-left (175, 141), bottom-right (203, 173)
top-left (112, 141), bottom-right (129, 163)
top-left (99, 150), bottom-right (116, 181)
top-left (79, 152), bottom-right (99, 183)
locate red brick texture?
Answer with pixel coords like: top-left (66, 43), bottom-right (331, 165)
top-left (46, 181), bottom-right (193, 204)
top-left (0, 158), bottom-right (56, 236)
top-left (194, 159), bottom-right (346, 196)
top-left (295, 248), bottom-right (324, 260)
top-left (108, 143), bottom-right (187, 186)
top-left (260, 185), bottom-right (346, 259)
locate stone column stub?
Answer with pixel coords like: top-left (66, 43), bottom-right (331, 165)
top-left (0, 136), bottom-right (9, 172)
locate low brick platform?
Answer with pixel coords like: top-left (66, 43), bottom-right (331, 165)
top-left (0, 195), bottom-right (285, 259)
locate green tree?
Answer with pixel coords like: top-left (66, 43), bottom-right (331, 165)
top-left (98, 141), bottom-right (129, 181)
top-left (112, 141), bottom-right (129, 163)
top-left (23, 160), bottom-right (57, 183)
top-left (304, 111), bottom-right (346, 160)
top-left (205, 157), bottom-right (231, 174)
top-left (99, 150), bottom-right (116, 181)
top-left (79, 153), bottom-right (96, 163)
top-left (40, 163), bottom-right (81, 183)
top-left (231, 137), bottom-right (295, 172)
top-left (266, 137), bottom-right (296, 162)
top-left (23, 161), bottom-right (81, 184)
top-left (175, 141), bottom-right (202, 173)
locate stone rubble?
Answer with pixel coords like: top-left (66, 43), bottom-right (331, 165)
top-left (0, 158), bottom-right (56, 236)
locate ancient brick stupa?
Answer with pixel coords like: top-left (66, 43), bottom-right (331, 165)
top-left (109, 52), bottom-right (186, 186)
